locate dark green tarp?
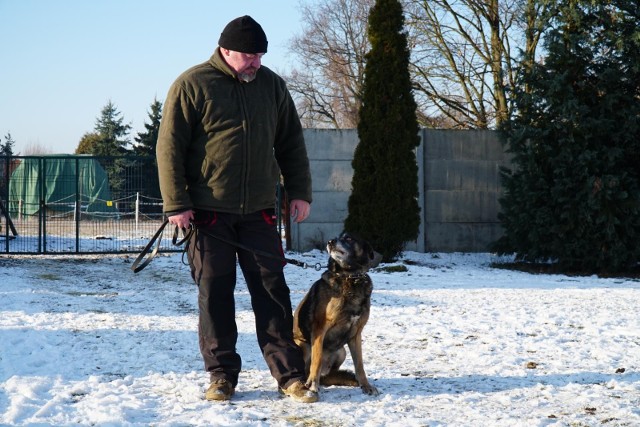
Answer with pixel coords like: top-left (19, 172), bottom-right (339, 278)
top-left (9, 156), bottom-right (118, 217)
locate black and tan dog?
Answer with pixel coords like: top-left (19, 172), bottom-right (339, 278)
top-left (293, 232), bottom-right (380, 396)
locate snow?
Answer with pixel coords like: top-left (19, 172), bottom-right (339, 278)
top-left (1, 250), bottom-right (640, 426)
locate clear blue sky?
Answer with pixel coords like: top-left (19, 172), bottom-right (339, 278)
top-left (0, 0), bottom-right (303, 154)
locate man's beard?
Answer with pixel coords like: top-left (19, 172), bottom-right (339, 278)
top-left (238, 70), bottom-right (257, 83)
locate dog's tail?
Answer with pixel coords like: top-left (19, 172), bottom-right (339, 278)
top-left (320, 370), bottom-right (359, 387)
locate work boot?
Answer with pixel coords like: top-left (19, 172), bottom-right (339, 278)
top-left (279, 380), bottom-right (319, 403)
top-left (205, 379), bottom-right (235, 401)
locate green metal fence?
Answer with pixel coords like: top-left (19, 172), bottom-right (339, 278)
top-left (0, 155), bottom-right (287, 255)
top-left (0, 155), bottom-right (170, 254)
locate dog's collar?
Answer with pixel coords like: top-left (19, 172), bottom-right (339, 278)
top-left (324, 271), bottom-right (369, 280)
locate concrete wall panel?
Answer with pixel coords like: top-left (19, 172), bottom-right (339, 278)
top-left (290, 128), bottom-right (510, 253)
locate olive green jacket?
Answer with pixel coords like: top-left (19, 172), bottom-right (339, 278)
top-left (156, 48), bottom-right (312, 215)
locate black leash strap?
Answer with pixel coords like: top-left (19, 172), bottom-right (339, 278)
top-left (131, 219), bottom-right (192, 273)
top-left (131, 220), bottom-right (322, 273)
top-left (194, 225), bottom-right (323, 271)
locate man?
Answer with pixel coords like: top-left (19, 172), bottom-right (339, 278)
top-left (156, 15), bottom-right (317, 403)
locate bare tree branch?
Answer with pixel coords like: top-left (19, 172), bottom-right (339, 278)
top-left (285, 0), bottom-right (373, 128)
top-left (286, 0), bottom-right (552, 129)
top-left (405, 0), bottom-right (551, 129)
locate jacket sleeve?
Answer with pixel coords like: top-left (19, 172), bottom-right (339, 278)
top-left (273, 85), bottom-right (313, 203)
top-left (156, 79), bottom-right (197, 213)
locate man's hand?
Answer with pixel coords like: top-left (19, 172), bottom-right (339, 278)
top-left (290, 199), bottom-right (310, 223)
top-left (167, 210), bottom-right (194, 230)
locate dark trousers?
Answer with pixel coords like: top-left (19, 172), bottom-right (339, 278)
top-left (187, 209), bottom-right (305, 389)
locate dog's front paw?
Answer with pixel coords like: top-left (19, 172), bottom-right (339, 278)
top-left (361, 384), bottom-right (380, 396)
top-left (306, 379), bottom-right (319, 393)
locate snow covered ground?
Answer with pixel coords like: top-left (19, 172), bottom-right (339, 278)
top-left (1, 249), bottom-right (639, 426)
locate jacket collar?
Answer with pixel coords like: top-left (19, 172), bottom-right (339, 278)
top-left (210, 47), bottom-right (238, 79)
top-left (210, 47), bottom-right (263, 82)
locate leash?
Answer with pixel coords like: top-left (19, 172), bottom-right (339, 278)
top-left (194, 225), bottom-right (323, 271)
top-left (130, 219), bottom-right (192, 273)
top-left (131, 219), bottom-right (323, 273)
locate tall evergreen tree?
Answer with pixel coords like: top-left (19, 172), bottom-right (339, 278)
top-left (93, 100), bottom-right (132, 156)
top-left (133, 98), bottom-right (163, 156)
top-left (344, 0), bottom-right (420, 261)
top-left (495, 0), bottom-right (640, 273)
top-left (91, 101), bottom-right (132, 195)
top-left (133, 99), bottom-right (163, 202)
top-left (1, 132), bottom-right (16, 156)
top-left (0, 132), bottom-right (16, 199)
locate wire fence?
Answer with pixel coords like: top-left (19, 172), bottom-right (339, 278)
top-left (0, 155), bottom-right (287, 255)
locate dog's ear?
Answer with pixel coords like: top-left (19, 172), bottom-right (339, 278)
top-left (363, 241), bottom-right (382, 269)
top-left (369, 250), bottom-right (383, 269)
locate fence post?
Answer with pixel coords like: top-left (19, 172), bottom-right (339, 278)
top-left (75, 156), bottom-right (80, 253)
top-left (135, 192), bottom-right (140, 236)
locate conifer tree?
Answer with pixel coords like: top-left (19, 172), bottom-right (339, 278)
top-left (1, 132), bottom-right (16, 156)
top-left (133, 99), bottom-right (163, 202)
top-left (91, 101), bottom-right (132, 195)
top-left (0, 132), bottom-right (15, 199)
top-left (344, 0), bottom-right (420, 261)
top-left (133, 98), bottom-right (162, 156)
top-left (495, 0), bottom-right (640, 273)
top-left (93, 100), bottom-right (132, 156)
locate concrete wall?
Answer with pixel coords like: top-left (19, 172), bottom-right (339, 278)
top-left (422, 129), bottom-right (510, 252)
top-left (289, 129), bottom-right (357, 251)
top-left (289, 128), bottom-right (511, 253)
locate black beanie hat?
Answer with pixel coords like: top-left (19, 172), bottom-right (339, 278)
top-left (218, 15), bottom-right (268, 54)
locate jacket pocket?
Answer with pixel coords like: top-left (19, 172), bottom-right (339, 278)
top-left (261, 208), bottom-right (277, 226)
top-left (193, 210), bottom-right (218, 227)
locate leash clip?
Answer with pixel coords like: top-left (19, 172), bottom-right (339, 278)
top-left (311, 262), bottom-right (323, 271)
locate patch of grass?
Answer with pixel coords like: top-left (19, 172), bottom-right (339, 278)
top-left (375, 264), bottom-right (408, 273)
top-left (37, 273), bottom-right (62, 281)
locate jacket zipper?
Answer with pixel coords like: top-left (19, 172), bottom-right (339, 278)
top-left (239, 83), bottom-right (250, 215)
